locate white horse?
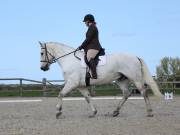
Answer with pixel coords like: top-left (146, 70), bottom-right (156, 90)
top-left (39, 41), bottom-right (162, 118)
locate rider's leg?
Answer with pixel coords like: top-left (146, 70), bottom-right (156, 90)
top-left (87, 49), bottom-right (99, 79)
top-left (86, 49), bottom-right (99, 61)
top-left (89, 59), bottom-right (97, 79)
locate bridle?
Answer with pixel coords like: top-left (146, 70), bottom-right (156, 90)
top-left (40, 42), bottom-right (80, 64)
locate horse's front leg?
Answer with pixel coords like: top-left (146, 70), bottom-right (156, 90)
top-left (56, 79), bottom-right (78, 119)
top-left (56, 93), bottom-right (63, 119)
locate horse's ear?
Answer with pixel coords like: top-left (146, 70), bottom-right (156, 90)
top-left (39, 41), bottom-right (43, 47)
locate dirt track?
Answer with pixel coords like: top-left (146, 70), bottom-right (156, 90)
top-left (0, 97), bottom-right (180, 135)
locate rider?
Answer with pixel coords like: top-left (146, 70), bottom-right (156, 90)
top-left (78, 14), bottom-right (102, 79)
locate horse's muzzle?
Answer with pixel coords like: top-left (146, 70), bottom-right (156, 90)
top-left (40, 66), bottom-right (49, 71)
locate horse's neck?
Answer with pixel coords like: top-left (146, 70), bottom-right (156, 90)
top-left (47, 43), bottom-right (82, 71)
top-left (48, 43), bottom-right (74, 57)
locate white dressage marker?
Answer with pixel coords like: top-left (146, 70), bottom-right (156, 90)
top-left (0, 99), bottom-right (42, 103)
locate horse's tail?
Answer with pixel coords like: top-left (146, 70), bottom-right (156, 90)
top-left (138, 58), bottom-right (163, 98)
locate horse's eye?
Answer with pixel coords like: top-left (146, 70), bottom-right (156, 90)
top-left (41, 52), bottom-right (43, 56)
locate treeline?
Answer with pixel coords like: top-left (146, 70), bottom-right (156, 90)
top-left (156, 57), bottom-right (180, 89)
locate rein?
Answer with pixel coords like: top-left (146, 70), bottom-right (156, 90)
top-left (53, 49), bottom-right (81, 62)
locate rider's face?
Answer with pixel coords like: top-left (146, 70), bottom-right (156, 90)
top-left (85, 21), bottom-right (90, 27)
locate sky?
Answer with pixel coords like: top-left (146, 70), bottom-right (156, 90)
top-left (0, 0), bottom-right (180, 83)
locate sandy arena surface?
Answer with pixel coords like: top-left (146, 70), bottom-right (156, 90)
top-left (0, 96), bottom-right (180, 135)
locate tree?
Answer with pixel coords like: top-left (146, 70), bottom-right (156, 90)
top-left (156, 57), bottom-right (180, 90)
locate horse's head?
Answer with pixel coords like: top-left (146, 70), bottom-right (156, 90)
top-left (39, 42), bottom-right (55, 71)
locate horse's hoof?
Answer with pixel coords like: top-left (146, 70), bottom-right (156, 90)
top-left (147, 114), bottom-right (154, 117)
top-left (89, 110), bottom-right (97, 118)
top-left (56, 112), bottom-right (62, 119)
top-left (113, 110), bottom-right (119, 117)
top-left (89, 115), bottom-right (95, 118)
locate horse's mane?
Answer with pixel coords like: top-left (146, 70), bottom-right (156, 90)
top-left (46, 42), bottom-right (75, 51)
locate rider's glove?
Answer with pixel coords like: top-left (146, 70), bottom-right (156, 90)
top-left (78, 46), bottom-right (83, 50)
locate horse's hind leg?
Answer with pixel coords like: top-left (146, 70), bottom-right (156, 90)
top-left (113, 79), bottom-right (131, 117)
top-left (141, 88), bottom-right (153, 117)
top-left (134, 82), bottom-right (153, 117)
top-left (78, 88), bottom-right (97, 118)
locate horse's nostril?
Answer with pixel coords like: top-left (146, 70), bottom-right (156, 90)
top-left (40, 66), bottom-right (49, 71)
top-left (41, 67), bottom-right (45, 71)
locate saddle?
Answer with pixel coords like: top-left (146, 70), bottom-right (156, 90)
top-left (84, 48), bottom-right (105, 86)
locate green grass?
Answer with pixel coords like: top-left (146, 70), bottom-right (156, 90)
top-left (0, 86), bottom-right (179, 97)
top-left (0, 91), bottom-right (43, 97)
top-left (22, 91), bottom-right (44, 97)
top-left (0, 88), bottom-right (122, 97)
top-left (0, 91), bottom-right (20, 97)
top-left (175, 90), bottom-right (180, 94)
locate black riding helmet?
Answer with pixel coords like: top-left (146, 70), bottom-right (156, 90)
top-left (83, 14), bottom-right (95, 22)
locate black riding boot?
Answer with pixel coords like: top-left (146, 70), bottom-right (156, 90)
top-left (89, 59), bottom-right (97, 79)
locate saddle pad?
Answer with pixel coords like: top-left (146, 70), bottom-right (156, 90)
top-left (81, 56), bottom-right (107, 68)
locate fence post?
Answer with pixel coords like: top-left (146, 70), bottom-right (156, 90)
top-left (172, 82), bottom-right (175, 94)
top-left (42, 78), bottom-right (47, 97)
top-left (19, 79), bottom-right (23, 97)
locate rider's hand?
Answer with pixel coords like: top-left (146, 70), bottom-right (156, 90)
top-left (78, 46), bottom-right (83, 50)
